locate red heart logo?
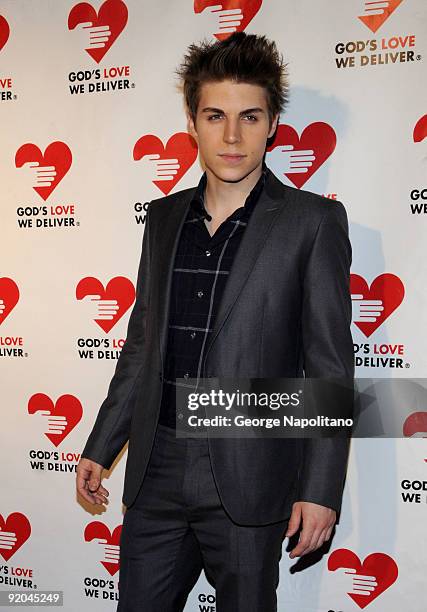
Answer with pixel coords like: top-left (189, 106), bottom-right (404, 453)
top-left (0, 15), bottom-right (10, 52)
top-left (328, 548), bottom-right (398, 608)
top-left (266, 122), bottom-right (336, 188)
top-left (194, 0), bottom-right (262, 40)
top-left (133, 133), bottom-right (198, 195)
top-left (358, 0), bottom-right (403, 34)
top-left (15, 141), bottom-right (72, 201)
top-left (28, 394), bottom-right (83, 447)
top-left (76, 276), bottom-right (135, 333)
top-left (84, 521), bottom-right (122, 576)
top-left (413, 114), bottom-right (427, 143)
top-left (0, 513), bottom-right (31, 562)
top-left (350, 273), bottom-right (405, 337)
top-left (0, 277), bottom-right (19, 326)
top-left (68, 0), bottom-right (128, 63)
top-left (403, 412), bottom-right (427, 437)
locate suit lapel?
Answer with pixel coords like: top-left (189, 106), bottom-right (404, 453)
top-left (153, 169), bottom-right (290, 372)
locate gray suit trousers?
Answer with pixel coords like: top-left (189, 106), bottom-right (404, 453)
top-left (117, 423), bottom-right (289, 612)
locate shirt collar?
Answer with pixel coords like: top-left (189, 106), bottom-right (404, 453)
top-left (190, 161), bottom-right (269, 221)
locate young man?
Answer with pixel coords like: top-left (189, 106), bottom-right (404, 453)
top-left (77, 32), bottom-right (354, 611)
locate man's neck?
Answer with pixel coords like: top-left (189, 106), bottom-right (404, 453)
top-left (204, 161), bottom-right (264, 219)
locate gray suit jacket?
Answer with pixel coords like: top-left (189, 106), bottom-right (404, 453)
top-left (81, 167), bottom-right (354, 525)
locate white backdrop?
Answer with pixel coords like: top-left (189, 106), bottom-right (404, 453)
top-left (1, 1), bottom-right (426, 610)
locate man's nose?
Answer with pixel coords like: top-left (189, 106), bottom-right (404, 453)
top-left (223, 119), bottom-right (241, 144)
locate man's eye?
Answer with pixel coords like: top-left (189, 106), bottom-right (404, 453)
top-left (207, 114), bottom-right (258, 121)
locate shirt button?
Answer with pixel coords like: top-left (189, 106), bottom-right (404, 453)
top-left (197, 290), bottom-right (204, 298)
top-left (205, 250), bottom-right (211, 256)
top-left (190, 331), bottom-right (196, 339)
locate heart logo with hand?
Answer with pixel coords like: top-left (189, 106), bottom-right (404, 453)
top-left (194, 0), bottom-right (262, 40)
top-left (358, 0), bottom-right (404, 34)
top-left (328, 548), bottom-right (398, 608)
top-left (85, 522), bottom-right (122, 576)
top-left (68, 0), bottom-right (128, 63)
top-left (0, 15), bottom-right (10, 52)
top-left (266, 122), bottom-right (336, 188)
top-left (350, 273), bottom-right (405, 337)
top-left (28, 393), bottom-right (83, 447)
top-left (413, 114), bottom-right (427, 143)
top-left (0, 278), bottom-right (19, 326)
top-left (76, 276), bottom-right (136, 333)
top-left (15, 142), bottom-right (72, 201)
top-left (403, 412), bottom-right (427, 437)
top-left (134, 133), bottom-right (198, 195)
top-left (0, 513), bottom-right (32, 562)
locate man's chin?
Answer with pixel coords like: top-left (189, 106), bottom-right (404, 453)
top-left (207, 162), bottom-right (261, 184)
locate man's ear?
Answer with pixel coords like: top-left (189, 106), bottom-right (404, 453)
top-left (268, 113), bottom-right (280, 139)
top-left (187, 112), bottom-right (198, 140)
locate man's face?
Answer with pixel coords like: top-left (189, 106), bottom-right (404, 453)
top-left (187, 79), bottom-right (278, 183)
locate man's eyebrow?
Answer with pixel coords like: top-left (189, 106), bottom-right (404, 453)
top-left (201, 107), bottom-right (265, 115)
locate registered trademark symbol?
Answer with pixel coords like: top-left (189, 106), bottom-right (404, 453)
top-left (416, 55), bottom-right (421, 60)
top-left (405, 362), bottom-right (410, 368)
top-left (25, 352), bottom-right (28, 357)
top-left (13, 94), bottom-right (17, 100)
top-left (76, 221), bottom-right (80, 226)
top-left (131, 82), bottom-right (135, 88)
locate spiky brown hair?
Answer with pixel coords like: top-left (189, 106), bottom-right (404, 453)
top-left (175, 32), bottom-right (289, 128)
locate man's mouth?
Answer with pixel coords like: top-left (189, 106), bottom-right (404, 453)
top-left (219, 154), bottom-right (246, 163)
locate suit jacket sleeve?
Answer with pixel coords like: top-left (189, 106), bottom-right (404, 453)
top-left (80, 204), bottom-right (152, 469)
top-left (298, 200), bottom-right (354, 516)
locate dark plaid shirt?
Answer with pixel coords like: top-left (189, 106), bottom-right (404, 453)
top-left (158, 162), bottom-right (269, 429)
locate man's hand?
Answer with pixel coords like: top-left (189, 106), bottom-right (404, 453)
top-left (76, 458), bottom-right (109, 507)
top-left (286, 501), bottom-right (336, 559)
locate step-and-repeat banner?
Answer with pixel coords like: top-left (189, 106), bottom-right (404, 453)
top-left (1, 1), bottom-right (426, 610)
